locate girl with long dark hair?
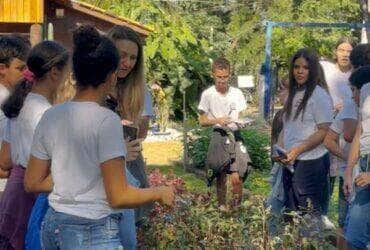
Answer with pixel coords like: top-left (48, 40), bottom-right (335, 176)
top-left (281, 48), bottom-right (333, 216)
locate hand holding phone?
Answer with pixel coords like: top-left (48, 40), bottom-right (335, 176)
top-left (273, 144), bottom-right (288, 159)
top-left (123, 125), bottom-right (139, 141)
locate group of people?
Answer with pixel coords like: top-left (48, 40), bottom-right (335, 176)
top-left (0, 25), bottom-right (174, 250)
top-left (268, 38), bottom-right (370, 249)
top-left (0, 20), bottom-right (369, 250)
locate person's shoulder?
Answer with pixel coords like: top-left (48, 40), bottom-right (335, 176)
top-left (204, 85), bottom-right (216, 93)
top-left (313, 85), bottom-right (330, 97)
top-left (93, 105), bottom-right (122, 126)
top-left (230, 86), bottom-right (244, 95)
top-left (319, 60), bottom-right (335, 71)
top-left (41, 102), bottom-right (65, 118)
top-left (200, 85), bottom-right (215, 97)
top-left (26, 94), bottom-right (51, 112)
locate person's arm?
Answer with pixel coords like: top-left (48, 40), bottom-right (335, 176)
top-left (283, 123), bottom-right (330, 164)
top-left (324, 129), bottom-right (345, 160)
top-left (24, 156), bottom-right (53, 193)
top-left (0, 141), bottom-right (12, 171)
top-left (138, 116), bottom-right (150, 139)
top-left (101, 157), bottom-right (174, 208)
top-left (343, 123), bottom-right (361, 196)
top-left (343, 119), bottom-right (358, 143)
top-left (198, 111), bottom-right (229, 127)
top-left (125, 138), bottom-right (144, 162)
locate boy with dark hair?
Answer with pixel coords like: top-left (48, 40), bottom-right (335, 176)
top-left (0, 35), bottom-right (30, 178)
top-left (350, 43), bottom-right (370, 69)
top-left (198, 57), bottom-right (251, 206)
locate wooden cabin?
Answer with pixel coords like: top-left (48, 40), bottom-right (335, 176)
top-left (0, 0), bottom-right (152, 48)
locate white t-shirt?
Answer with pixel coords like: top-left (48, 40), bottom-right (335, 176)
top-left (198, 85), bottom-right (247, 121)
top-left (360, 83), bottom-right (370, 155)
top-left (142, 88), bottom-right (154, 117)
top-left (283, 86), bottom-right (333, 160)
top-left (4, 93), bottom-right (51, 167)
top-left (0, 84), bottom-right (10, 147)
top-left (31, 102), bottom-right (127, 219)
top-left (329, 98), bottom-right (358, 176)
top-left (320, 60), bottom-right (352, 108)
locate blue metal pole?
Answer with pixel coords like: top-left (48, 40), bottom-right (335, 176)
top-left (263, 21), bottom-right (273, 120)
top-left (271, 22), bottom-right (370, 29)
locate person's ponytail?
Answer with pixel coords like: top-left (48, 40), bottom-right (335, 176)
top-left (2, 78), bottom-right (33, 118)
top-left (1, 41), bottom-right (68, 119)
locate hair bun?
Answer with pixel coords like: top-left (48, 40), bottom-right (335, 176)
top-left (73, 25), bottom-right (101, 52)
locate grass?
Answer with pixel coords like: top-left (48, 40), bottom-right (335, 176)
top-left (142, 140), bottom-right (339, 224)
top-left (143, 140), bottom-right (206, 192)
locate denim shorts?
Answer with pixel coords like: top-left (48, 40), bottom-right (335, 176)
top-left (41, 207), bottom-right (123, 250)
top-left (118, 168), bottom-right (139, 249)
top-left (345, 155), bottom-right (370, 250)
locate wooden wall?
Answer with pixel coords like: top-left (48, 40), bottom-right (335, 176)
top-left (0, 0), bottom-right (44, 23)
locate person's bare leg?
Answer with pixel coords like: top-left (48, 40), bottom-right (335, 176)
top-left (230, 172), bottom-right (243, 205)
top-left (216, 172), bottom-right (227, 206)
top-left (337, 227), bottom-right (348, 250)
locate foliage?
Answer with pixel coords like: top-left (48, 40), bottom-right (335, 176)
top-left (151, 84), bottom-right (170, 132)
top-left (138, 169), bottom-right (336, 249)
top-left (188, 127), bottom-right (270, 171)
top-left (83, 0), bottom-right (362, 120)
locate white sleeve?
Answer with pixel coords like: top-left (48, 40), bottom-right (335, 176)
top-left (360, 83), bottom-right (370, 119)
top-left (3, 119), bottom-right (10, 143)
top-left (236, 90), bottom-right (247, 112)
top-left (338, 99), bottom-right (358, 121)
top-left (0, 111), bottom-right (7, 142)
top-left (313, 88), bottom-right (333, 124)
top-left (198, 91), bottom-right (209, 114)
top-left (31, 116), bottom-right (50, 160)
top-left (142, 89), bottom-right (154, 117)
top-left (98, 113), bottom-right (127, 164)
top-left (330, 115), bottom-right (343, 135)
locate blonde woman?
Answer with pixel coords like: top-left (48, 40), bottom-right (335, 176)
top-left (106, 25), bottom-right (155, 247)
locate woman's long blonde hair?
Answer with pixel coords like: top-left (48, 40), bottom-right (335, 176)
top-left (107, 25), bottom-right (145, 123)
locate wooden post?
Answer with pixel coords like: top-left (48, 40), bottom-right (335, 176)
top-left (48, 23), bottom-right (54, 41)
top-left (30, 24), bottom-right (43, 47)
top-left (183, 89), bottom-right (188, 171)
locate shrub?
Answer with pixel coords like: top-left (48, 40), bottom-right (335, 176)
top-left (188, 127), bottom-right (271, 171)
top-left (138, 169), bottom-right (336, 249)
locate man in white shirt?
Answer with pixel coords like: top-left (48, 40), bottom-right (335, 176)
top-left (320, 38), bottom-right (355, 112)
top-left (198, 57), bottom-right (250, 206)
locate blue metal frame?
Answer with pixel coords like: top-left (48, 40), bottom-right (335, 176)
top-left (263, 21), bottom-right (370, 119)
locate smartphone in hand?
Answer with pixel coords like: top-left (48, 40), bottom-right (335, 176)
top-left (273, 144), bottom-right (288, 159)
top-left (123, 125), bottom-right (139, 141)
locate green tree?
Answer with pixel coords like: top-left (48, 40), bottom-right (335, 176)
top-left (83, 0), bottom-right (362, 119)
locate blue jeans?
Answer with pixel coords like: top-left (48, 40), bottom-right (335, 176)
top-left (118, 168), bottom-right (140, 249)
top-left (25, 193), bottom-right (49, 250)
top-left (41, 207), bottom-right (123, 250)
top-left (345, 156), bottom-right (370, 250)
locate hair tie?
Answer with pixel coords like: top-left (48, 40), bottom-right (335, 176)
top-left (23, 69), bottom-right (35, 83)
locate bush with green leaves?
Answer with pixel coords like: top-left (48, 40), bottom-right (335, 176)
top-left (138, 169), bottom-right (336, 249)
top-left (188, 127), bottom-right (270, 171)
top-left (83, 0), bottom-right (361, 121)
